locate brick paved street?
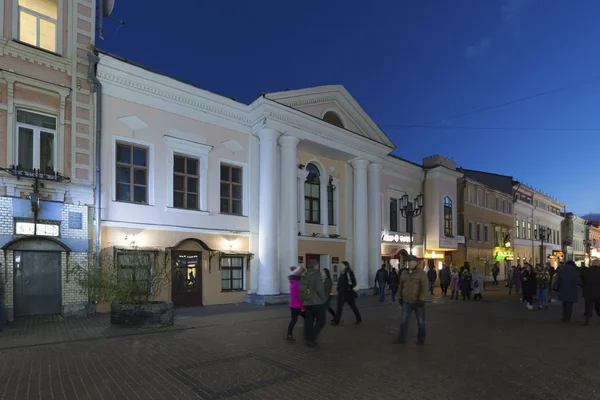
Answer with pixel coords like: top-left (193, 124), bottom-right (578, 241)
top-left (1, 289), bottom-right (599, 400)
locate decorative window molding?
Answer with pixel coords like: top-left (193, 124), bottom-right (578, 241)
top-left (112, 135), bottom-right (155, 205)
top-left (164, 135), bottom-right (211, 212)
top-left (218, 158), bottom-right (248, 217)
top-left (13, 0), bottom-right (64, 55)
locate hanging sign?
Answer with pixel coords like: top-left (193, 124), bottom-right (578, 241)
top-left (381, 234), bottom-right (411, 243)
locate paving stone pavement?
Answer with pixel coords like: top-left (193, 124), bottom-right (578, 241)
top-left (1, 289), bottom-right (599, 400)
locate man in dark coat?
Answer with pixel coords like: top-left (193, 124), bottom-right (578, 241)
top-left (582, 259), bottom-right (600, 326)
top-left (375, 264), bottom-right (389, 302)
top-left (439, 264), bottom-right (451, 296)
top-left (426, 264), bottom-right (437, 295)
top-left (557, 261), bottom-right (583, 323)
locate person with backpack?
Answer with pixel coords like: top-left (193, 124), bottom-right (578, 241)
top-left (535, 264), bottom-right (550, 310)
top-left (395, 255), bottom-right (428, 345)
top-left (299, 259), bottom-right (327, 347)
top-left (472, 267), bottom-right (484, 301)
top-left (375, 264), bottom-right (389, 302)
top-left (286, 266), bottom-right (306, 342)
top-left (332, 261), bottom-right (362, 326)
top-left (461, 264), bottom-right (473, 300)
top-left (426, 263), bottom-right (437, 295)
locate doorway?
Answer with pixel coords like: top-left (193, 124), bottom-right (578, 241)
top-left (13, 251), bottom-right (62, 316)
top-left (172, 251), bottom-right (202, 307)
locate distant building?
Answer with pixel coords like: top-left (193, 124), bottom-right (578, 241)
top-left (562, 213), bottom-right (588, 265)
top-left (587, 221), bottom-right (600, 263)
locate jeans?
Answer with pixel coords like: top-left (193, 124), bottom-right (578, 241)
top-left (429, 281), bottom-right (435, 294)
top-left (334, 295), bottom-right (362, 324)
top-left (398, 303), bottom-right (426, 343)
top-left (390, 286), bottom-right (398, 301)
top-left (287, 307), bottom-right (305, 336)
top-left (537, 288), bottom-right (549, 308)
top-left (304, 304), bottom-right (326, 343)
top-left (377, 282), bottom-right (386, 301)
top-left (584, 298), bottom-right (600, 318)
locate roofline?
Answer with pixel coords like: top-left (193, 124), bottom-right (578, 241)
top-left (458, 176), bottom-right (513, 198)
top-left (387, 153), bottom-right (422, 168)
top-left (458, 168), bottom-right (513, 180)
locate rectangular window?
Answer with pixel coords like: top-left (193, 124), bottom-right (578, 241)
top-left (477, 190), bottom-right (483, 206)
top-left (468, 222), bottom-right (473, 240)
top-left (516, 220), bottom-right (520, 238)
top-left (477, 223), bottom-right (482, 241)
top-left (527, 222), bottom-right (532, 240)
top-left (484, 225), bottom-right (489, 242)
top-left (495, 197), bottom-right (500, 211)
top-left (221, 256), bottom-right (243, 291)
top-left (494, 226), bottom-right (501, 247)
top-left (116, 142), bottom-right (148, 204)
top-left (220, 164), bottom-right (243, 215)
top-left (443, 196), bottom-right (453, 237)
top-left (389, 198), bottom-right (398, 232)
top-left (485, 193), bottom-right (491, 208)
top-left (502, 199), bottom-right (506, 213)
top-left (116, 251), bottom-right (154, 294)
top-left (173, 155), bottom-right (199, 210)
top-left (16, 109), bottom-right (57, 172)
top-left (328, 183), bottom-right (334, 226)
top-left (467, 187), bottom-right (473, 203)
top-left (507, 202), bottom-right (512, 214)
top-left (534, 224), bottom-right (538, 240)
top-left (18, 0), bottom-right (58, 53)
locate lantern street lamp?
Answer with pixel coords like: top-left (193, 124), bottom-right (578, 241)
top-left (534, 225), bottom-right (551, 265)
top-left (400, 193), bottom-right (424, 257)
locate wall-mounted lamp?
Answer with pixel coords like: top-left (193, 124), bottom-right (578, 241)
top-left (329, 175), bottom-right (337, 190)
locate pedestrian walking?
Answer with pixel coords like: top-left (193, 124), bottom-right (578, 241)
top-left (461, 264), bottom-right (473, 300)
top-left (322, 268), bottom-right (337, 321)
top-left (299, 259), bottom-right (326, 347)
top-left (450, 267), bottom-right (460, 299)
top-left (332, 261), bottom-right (362, 325)
top-left (492, 262), bottom-right (500, 286)
top-left (286, 266), bottom-right (305, 342)
top-left (472, 267), bottom-right (484, 301)
top-left (389, 267), bottom-right (400, 302)
top-left (395, 255), bottom-right (428, 345)
top-left (556, 261), bottom-right (582, 323)
top-left (535, 264), bottom-right (550, 310)
top-left (427, 264), bottom-right (437, 295)
top-left (581, 259), bottom-right (600, 326)
top-left (521, 264), bottom-right (536, 310)
top-left (439, 264), bottom-right (451, 296)
top-left (375, 264), bottom-right (389, 302)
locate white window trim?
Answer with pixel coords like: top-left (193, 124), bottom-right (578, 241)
top-left (15, 108), bottom-right (57, 171)
top-left (112, 135), bottom-right (155, 206)
top-left (321, 108), bottom-right (348, 129)
top-left (302, 159), bottom-right (327, 229)
top-left (468, 221), bottom-right (474, 240)
top-left (219, 157), bottom-right (248, 217)
top-left (219, 254), bottom-right (246, 292)
top-left (386, 187), bottom-right (407, 232)
top-left (477, 223), bottom-right (482, 242)
top-left (164, 135), bottom-right (211, 213)
top-left (13, 0), bottom-right (64, 55)
top-left (484, 224), bottom-right (490, 242)
top-left (467, 186), bottom-right (472, 203)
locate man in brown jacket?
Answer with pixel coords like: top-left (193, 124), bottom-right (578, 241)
top-left (396, 255), bottom-right (429, 345)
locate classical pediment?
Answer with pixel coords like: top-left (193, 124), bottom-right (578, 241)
top-left (264, 85), bottom-right (395, 149)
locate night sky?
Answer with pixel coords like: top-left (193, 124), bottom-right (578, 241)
top-left (99, 0), bottom-right (600, 215)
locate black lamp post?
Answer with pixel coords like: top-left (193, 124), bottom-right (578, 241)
top-left (400, 193), bottom-right (424, 257)
top-left (534, 225), bottom-right (551, 265)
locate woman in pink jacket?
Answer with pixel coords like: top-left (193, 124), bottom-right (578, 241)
top-left (287, 266), bottom-right (306, 341)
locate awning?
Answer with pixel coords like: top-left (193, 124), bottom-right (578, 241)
top-left (383, 248), bottom-right (409, 258)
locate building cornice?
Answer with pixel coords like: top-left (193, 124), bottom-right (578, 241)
top-left (0, 39), bottom-right (71, 74)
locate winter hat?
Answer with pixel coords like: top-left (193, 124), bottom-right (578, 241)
top-left (307, 259), bottom-right (319, 269)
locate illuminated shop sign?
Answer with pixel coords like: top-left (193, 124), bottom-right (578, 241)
top-left (381, 234), bottom-right (411, 243)
top-left (424, 251), bottom-right (444, 259)
top-left (494, 247), bottom-right (514, 261)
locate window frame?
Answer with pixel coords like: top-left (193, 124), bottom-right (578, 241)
top-left (484, 225), bottom-right (490, 242)
top-left (15, 108), bottom-right (58, 172)
top-left (468, 221), bottom-right (474, 240)
top-left (516, 219), bottom-right (520, 239)
top-left (477, 189), bottom-right (483, 206)
top-left (172, 154), bottom-right (200, 210)
top-left (220, 163), bottom-right (244, 216)
top-left (327, 179), bottom-right (335, 226)
top-left (14, 0), bottom-right (62, 54)
top-left (476, 223), bottom-right (482, 241)
top-left (115, 249), bottom-right (156, 294)
top-left (467, 186), bottom-right (473, 203)
top-left (304, 163), bottom-right (321, 224)
top-left (443, 196), bottom-right (453, 237)
top-left (115, 141), bottom-right (149, 204)
top-left (220, 255), bottom-right (244, 292)
top-left (389, 198), bottom-right (398, 232)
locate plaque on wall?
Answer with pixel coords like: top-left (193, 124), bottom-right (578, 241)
top-left (332, 257), bottom-right (339, 264)
top-left (298, 256), bottom-right (304, 264)
top-left (68, 212), bottom-right (83, 230)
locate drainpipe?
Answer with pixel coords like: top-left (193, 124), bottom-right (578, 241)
top-left (88, 52), bottom-right (102, 269)
top-left (421, 169), bottom-right (428, 265)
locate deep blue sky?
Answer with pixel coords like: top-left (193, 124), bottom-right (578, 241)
top-left (100, 0), bottom-right (600, 215)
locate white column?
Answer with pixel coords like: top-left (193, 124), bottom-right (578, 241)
top-left (350, 158), bottom-right (370, 290)
top-left (368, 163), bottom-right (382, 284)
top-left (278, 135), bottom-right (299, 292)
top-left (331, 176), bottom-right (340, 235)
top-left (256, 128), bottom-right (281, 296)
top-left (297, 169), bottom-right (309, 235)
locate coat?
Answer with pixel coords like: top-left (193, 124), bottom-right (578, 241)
top-left (302, 269), bottom-right (326, 306)
top-left (389, 271), bottom-right (400, 288)
top-left (557, 264), bottom-right (582, 303)
top-left (288, 268), bottom-right (304, 309)
top-left (582, 266), bottom-right (600, 300)
top-left (450, 272), bottom-right (460, 291)
top-left (337, 269), bottom-right (358, 300)
top-left (427, 269), bottom-right (438, 282)
top-left (399, 268), bottom-right (429, 304)
top-left (439, 267), bottom-right (451, 286)
top-left (472, 270), bottom-right (484, 294)
top-left (521, 270), bottom-right (536, 297)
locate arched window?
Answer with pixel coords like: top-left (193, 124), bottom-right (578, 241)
top-left (323, 111), bottom-right (344, 128)
top-left (305, 163), bottom-right (321, 224)
top-left (443, 196), bottom-right (453, 237)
